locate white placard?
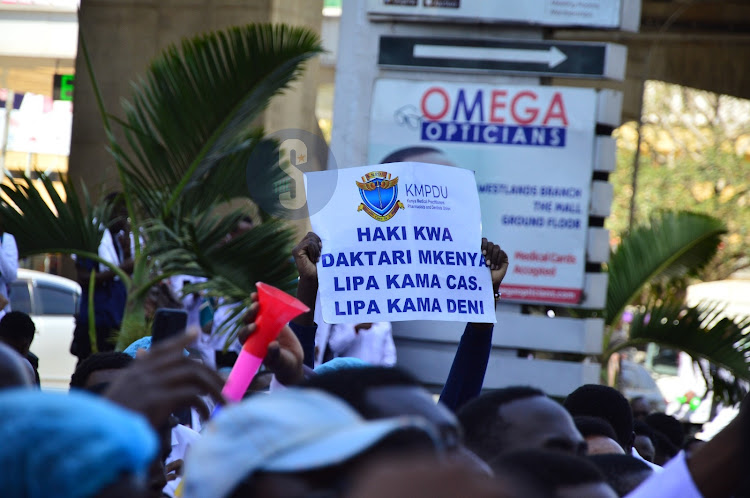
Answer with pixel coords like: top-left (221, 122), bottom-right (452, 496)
top-left (306, 162), bottom-right (496, 324)
top-left (368, 80), bottom-right (597, 305)
top-left (367, 0), bottom-right (625, 29)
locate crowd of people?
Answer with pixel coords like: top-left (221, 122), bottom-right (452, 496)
top-left (2, 213), bottom-right (750, 498)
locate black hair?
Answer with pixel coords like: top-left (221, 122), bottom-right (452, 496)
top-left (103, 191), bottom-right (123, 204)
top-left (574, 415), bottom-right (618, 441)
top-left (588, 454), bottom-right (653, 497)
top-left (457, 386), bottom-right (545, 461)
top-left (650, 429), bottom-right (679, 465)
top-left (302, 366), bottom-right (420, 419)
top-left (70, 351), bottom-right (133, 389)
top-left (564, 384), bottom-right (634, 452)
top-left (633, 420), bottom-right (655, 441)
top-left (380, 146), bottom-right (443, 164)
top-left (491, 449), bottom-right (607, 495)
top-left (0, 311), bottom-right (35, 345)
top-left (645, 413), bottom-right (684, 448)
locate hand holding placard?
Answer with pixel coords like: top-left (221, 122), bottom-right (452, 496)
top-left (292, 232), bottom-right (322, 327)
top-left (481, 238), bottom-right (509, 292)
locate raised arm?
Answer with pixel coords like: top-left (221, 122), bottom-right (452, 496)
top-left (439, 238), bottom-right (508, 412)
top-left (289, 232), bottom-right (322, 368)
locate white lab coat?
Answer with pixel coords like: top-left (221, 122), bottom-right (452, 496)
top-left (327, 322), bottom-right (397, 367)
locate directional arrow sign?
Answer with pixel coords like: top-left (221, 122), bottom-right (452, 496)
top-left (379, 36), bottom-right (627, 80)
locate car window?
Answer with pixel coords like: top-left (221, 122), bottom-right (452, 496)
top-left (9, 282), bottom-right (32, 314)
top-left (37, 284), bottom-right (78, 315)
top-left (646, 344), bottom-right (679, 376)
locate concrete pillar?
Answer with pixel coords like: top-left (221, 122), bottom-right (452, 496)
top-left (69, 0), bottom-right (322, 198)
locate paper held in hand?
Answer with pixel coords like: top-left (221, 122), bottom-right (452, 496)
top-left (305, 162), bottom-right (496, 324)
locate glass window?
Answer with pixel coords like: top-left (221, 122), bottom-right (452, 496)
top-left (37, 284), bottom-right (77, 315)
top-left (9, 282), bottom-right (31, 314)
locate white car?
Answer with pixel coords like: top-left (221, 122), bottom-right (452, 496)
top-left (10, 269), bottom-right (81, 391)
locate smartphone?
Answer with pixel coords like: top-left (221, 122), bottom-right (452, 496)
top-left (151, 308), bottom-right (188, 344)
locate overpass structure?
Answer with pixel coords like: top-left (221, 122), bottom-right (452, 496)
top-left (0, 0), bottom-right (77, 95)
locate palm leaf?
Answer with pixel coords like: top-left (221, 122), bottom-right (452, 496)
top-left (144, 211), bottom-right (297, 344)
top-left (613, 299), bottom-right (750, 405)
top-left (115, 24), bottom-right (322, 219)
top-left (606, 211), bottom-right (726, 326)
top-left (148, 212), bottom-right (296, 294)
top-left (0, 174), bottom-right (112, 262)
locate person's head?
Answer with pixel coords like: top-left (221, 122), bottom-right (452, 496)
top-left (458, 386), bottom-right (586, 461)
top-left (564, 385), bottom-right (634, 453)
top-left (182, 388), bottom-right (441, 498)
top-left (346, 455), bottom-right (528, 498)
top-left (70, 351), bottom-right (134, 393)
top-left (304, 366), bottom-right (461, 451)
top-left (633, 421), bottom-right (656, 462)
top-left (644, 412), bottom-right (684, 448)
top-left (650, 429), bottom-right (679, 466)
top-left (0, 342), bottom-right (35, 389)
top-left (0, 388), bottom-right (158, 498)
top-left (105, 192), bottom-right (129, 233)
top-left (630, 397), bottom-right (651, 421)
top-left (380, 146), bottom-right (456, 167)
top-left (491, 449), bottom-right (618, 498)
top-left (0, 311), bottom-right (36, 356)
top-left (588, 454), bottom-right (654, 496)
top-left (574, 416), bottom-right (624, 455)
top-left (228, 216), bottom-right (254, 240)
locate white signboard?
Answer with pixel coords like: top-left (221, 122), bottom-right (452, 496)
top-left (0, 94), bottom-right (73, 156)
top-left (0, 0), bottom-right (78, 10)
top-left (367, 0), bottom-right (632, 30)
top-left (368, 80), bottom-right (597, 305)
top-left (306, 162), bottom-right (496, 324)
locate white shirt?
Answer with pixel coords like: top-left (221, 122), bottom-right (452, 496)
top-left (0, 233), bottom-right (18, 318)
top-left (314, 321), bottom-right (332, 367)
top-left (327, 322), bottom-right (396, 366)
top-left (163, 424), bottom-right (201, 497)
top-left (169, 275), bottom-right (207, 330)
top-left (625, 452), bottom-right (701, 498)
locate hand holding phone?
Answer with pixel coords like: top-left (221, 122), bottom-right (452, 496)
top-left (151, 308), bottom-right (189, 344)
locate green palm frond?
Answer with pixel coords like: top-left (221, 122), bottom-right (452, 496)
top-left (115, 24), bottom-right (322, 219)
top-left (181, 135), bottom-right (287, 216)
top-left (144, 211), bottom-right (297, 344)
top-left (146, 211), bottom-right (297, 300)
top-left (0, 174), bottom-right (112, 263)
top-left (607, 211), bottom-right (726, 326)
top-left (613, 299), bottom-right (750, 404)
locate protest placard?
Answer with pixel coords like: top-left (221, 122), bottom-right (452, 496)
top-left (305, 162), bottom-right (496, 324)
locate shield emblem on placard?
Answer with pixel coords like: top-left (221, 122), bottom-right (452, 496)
top-left (356, 171), bottom-right (405, 222)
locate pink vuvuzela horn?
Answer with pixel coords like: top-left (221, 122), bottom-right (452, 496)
top-left (221, 282), bottom-right (309, 402)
